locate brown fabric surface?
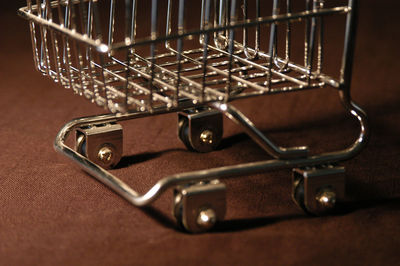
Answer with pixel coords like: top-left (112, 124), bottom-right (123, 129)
top-left (1, 1), bottom-right (400, 265)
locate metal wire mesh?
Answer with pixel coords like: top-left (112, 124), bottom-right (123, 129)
top-left (20, 0), bottom-right (352, 113)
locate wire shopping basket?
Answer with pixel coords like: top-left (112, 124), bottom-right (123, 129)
top-left (19, 0), bottom-right (368, 233)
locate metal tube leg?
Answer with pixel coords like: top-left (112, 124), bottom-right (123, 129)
top-left (54, 92), bottom-right (367, 209)
top-left (211, 102), bottom-right (309, 159)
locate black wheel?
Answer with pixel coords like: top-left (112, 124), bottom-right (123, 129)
top-left (293, 178), bottom-right (305, 209)
top-left (293, 178), bottom-right (312, 215)
top-left (293, 178), bottom-right (338, 216)
top-left (173, 189), bottom-right (185, 231)
top-left (178, 115), bottom-right (223, 153)
top-left (178, 117), bottom-right (194, 151)
top-left (76, 134), bottom-right (87, 156)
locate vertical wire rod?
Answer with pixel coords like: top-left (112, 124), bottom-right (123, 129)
top-left (149, 0), bottom-right (158, 110)
top-left (37, 0), bottom-right (51, 75)
top-left (60, 0), bottom-right (74, 90)
top-left (175, 0), bottom-right (185, 106)
top-left (109, 0), bottom-right (116, 48)
top-left (45, 0), bottom-right (62, 84)
top-left (213, 0), bottom-right (228, 50)
top-left (165, 0), bottom-right (172, 50)
top-left (92, 0), bottom-right (109, 108)
top-left (201, 0), bottom-right (212, 103)
top-left (285, 0), bottom-right (291, 63)
top-left (316, 0), bottom-right (324, 74)
top-left (86, 0), bottom-right (98, 101)
top-left (243, 0), bottom-right (260, 60)
top-left (267, 0), bottom-right (279, 91)
top-left (306, 0), bottom-right (318, 84)
top-left (70, 1), bottom-right (86, 95)
top-left (225, 0), bottom-right (238, 101)
top-left (27, 0), bottom-right (41, 71)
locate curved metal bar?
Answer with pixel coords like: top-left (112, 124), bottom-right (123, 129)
top-left (54, 92), bottom-right (368, 207)
top-left (337, 89), bottom-right (369, 160)
top-left (211, 102), bottom-right (309, 159)
top-left (212, 0), bottom-right (229, 50)
top-left (53, 108), bottom-right (183, 207)
top-left (242, 0), bottom-right (260, 60)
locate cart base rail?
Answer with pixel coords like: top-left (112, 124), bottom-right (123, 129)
top-left (54, 90), bottom-right (368, 232)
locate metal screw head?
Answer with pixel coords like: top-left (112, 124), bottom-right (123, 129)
top-left (196, 208), bottom-right (217, 230)
top-left (200, 130), bottom-right (213, 145)
top-left (98, 146), bottom-right (114, 164)
top-left (316, 189), bottom-right (337, 211)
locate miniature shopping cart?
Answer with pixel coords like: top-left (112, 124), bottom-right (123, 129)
top-left (19, 0), bottom-right (368, 233)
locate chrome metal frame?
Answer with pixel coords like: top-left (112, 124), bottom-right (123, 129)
top-left (19, 0), bottom-right (368, 217)
top-left (54, 95), bottom-right (367, 207)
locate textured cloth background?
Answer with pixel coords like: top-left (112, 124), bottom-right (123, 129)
top-left (0, 1), bottom-right (399, 265)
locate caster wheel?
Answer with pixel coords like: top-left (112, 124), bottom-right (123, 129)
top-left (75, 123), bottom-right (123, 169)
top-left (76, 133), bottom-right (87, 157)
top-left (292, 177), bottom-right (338, 215)
top-left (172, 181), bottom-right (226, 233)
top-left (178, 109), bottom-right (223, 153)
top-left (173, 188), bottom-right (185, 230)
top-left (173, 190), bottom-right (218, 232)
top-left (292, 177), bottom-right (308, 214)
top-left (178, 118), bottom-right (192, 152)
top-left (292, 166), bottom-right (345, 216)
